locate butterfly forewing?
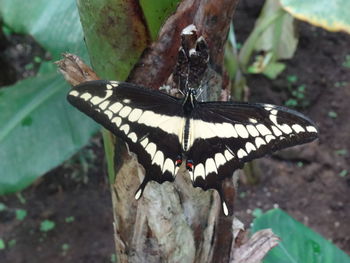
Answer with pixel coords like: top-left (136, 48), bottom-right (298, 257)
top-left (67, 80), bottom-right (185, 197)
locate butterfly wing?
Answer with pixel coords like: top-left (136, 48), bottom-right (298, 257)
top-left (67, 80), bottom-right (185, 198)
top-left (186, 101), bottom-right (318, 215)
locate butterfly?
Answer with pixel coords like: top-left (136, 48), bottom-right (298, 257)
top-left (67, 79), bottom-right (318, 216)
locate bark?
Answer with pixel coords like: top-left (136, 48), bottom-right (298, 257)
top-left (57, 0), bottom-right (279, 262)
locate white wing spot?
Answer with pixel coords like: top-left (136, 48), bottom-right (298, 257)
top-left (104, 110), bottom-right (113, 120)
top-left (235, 124), bottom-right (249, 138)
top-left (80, 92), bottom-right (92, 101)
top-left (246, 125), bottom-right (260, 137)
top-left (269, 114), bottom-right (293, 134)
top-left (106, 84), bottom-right (113, 90)
top-left (127, 132), bottom-right (138, 143)
top-left (69, 90), bottom-right (79, 97)
top-left (237, 148), bottom-right (247, 159)
top-left (265, 134), bottom-right (276, 143)
top-left (205, 158), bottom-right (218, 175)
top-left (278, 124), bottom-right (293, 134)
top-left (194, 163), bottom-right (205, 180)
top-left (214, 153), bottom-right (226, 169)
top-left (270, 109), bottom-right (278, 115)
top-left (263, 104), bottom-right (274, 111)
top-left (292, 124), bottom-right (305, 133)
top-left (145, 143), bottom-right (157, 159)
top-left (256, 124), bottom-right (271, 136)
top-left (306, 126), bottom-right (317, 133)
top-left (109, 81), bottom-right (119, 87)
top-left (245, 142), bottom-right (256, 153)
top-left (152, 151), bottom-right (165, 170)
top-left (128, 109), bottom-right (143, 122)
top-left (109, 102), bottom-right (123, 113)
top-left (120, 124), bottom-right (130, 134)
top-left (119, 106), bottom-right (132, 118)
top-left (111, 117), bottom-right (122, 127)
top-left (90, 90), bottom-right (113, 105)
top-left (162, 158), bottom-right (175, 175)
top-left (123, 99), bottom-right (131, 104)
top-left (99, 100), bottom-right (110, 110)
top-left (249, 118), bottom-right (258, 124)
top-left (255, 137), bottom-right (266, 148)
top-left (140, 137), bottom-right (149, 148)
top-left (224, 150), bottom-right (235, 161)
top-left (271, 125), bottom-right (282, 136)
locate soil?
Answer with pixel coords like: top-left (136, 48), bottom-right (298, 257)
top-left (1, 1), bottom-right (349, 262)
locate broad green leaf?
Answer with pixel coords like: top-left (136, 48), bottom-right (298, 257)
top-left (252, 209), bottom-right (350, 263)
top-left (76, 0), bottom-right (149, 80)
top-left (262, 61), bottom-right (286, 79)
top-left (255, 0), bottom-right (298, 60)
top-left (280, 0), bottom-right (350, 34)
top-left (239, 0), bottom-right (297, 79)
top-left (140, 0), bottom-right (180, 40)
top-left (0, 0), bottom-right (87, 60)
top-left (0, 69), bottom-right (99, 194)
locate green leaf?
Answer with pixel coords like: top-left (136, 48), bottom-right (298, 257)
top-left (8, 239), bottom-right (16, 248)
top-left (338, 169), bottom-right (348, 177)
top-left (0, 239), bottom-right (5, 250)
top-left (0, 202), bottom-right (7, 211)
top-left (76, 0), bottom-right (149, 80)
top-left (252, 208), bottom-right (264, 218)
top-left (0, 0), bottom-right (88, 60)
top-left (255, 0), bottom-right (298, 60)
top-left (140, 0), bottom-right (180, 40)
top-left (280, 0), bottom-right (350, 34)
top-left (287, 75), bottom-right (298, 83)
top-left (15, 209), bottom-right (27, 221)
top-left (262, 61), bottom-right (286, 79)
top-left (335, 149), bottom-right (348, 156)
top-left (65, 216), bottom-right (75, 223)
top-left (328, 111), bottom-right (338, 118)
top-left (40, 219), bottom-right (56, 232)
top-left (0, 70), bottom-right (99, 194)
top-left (343, 55), bottom-right (350, 68)
top-left (239, 0), bottom-right (297, 79)
top-left (252, 209), bottom-right (350, 263)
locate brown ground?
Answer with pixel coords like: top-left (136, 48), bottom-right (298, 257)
top-left (1, 1), bottom-right (349, 262)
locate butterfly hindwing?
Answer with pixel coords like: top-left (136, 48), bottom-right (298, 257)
top-left (67, 80), bottom-right (185, 197)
